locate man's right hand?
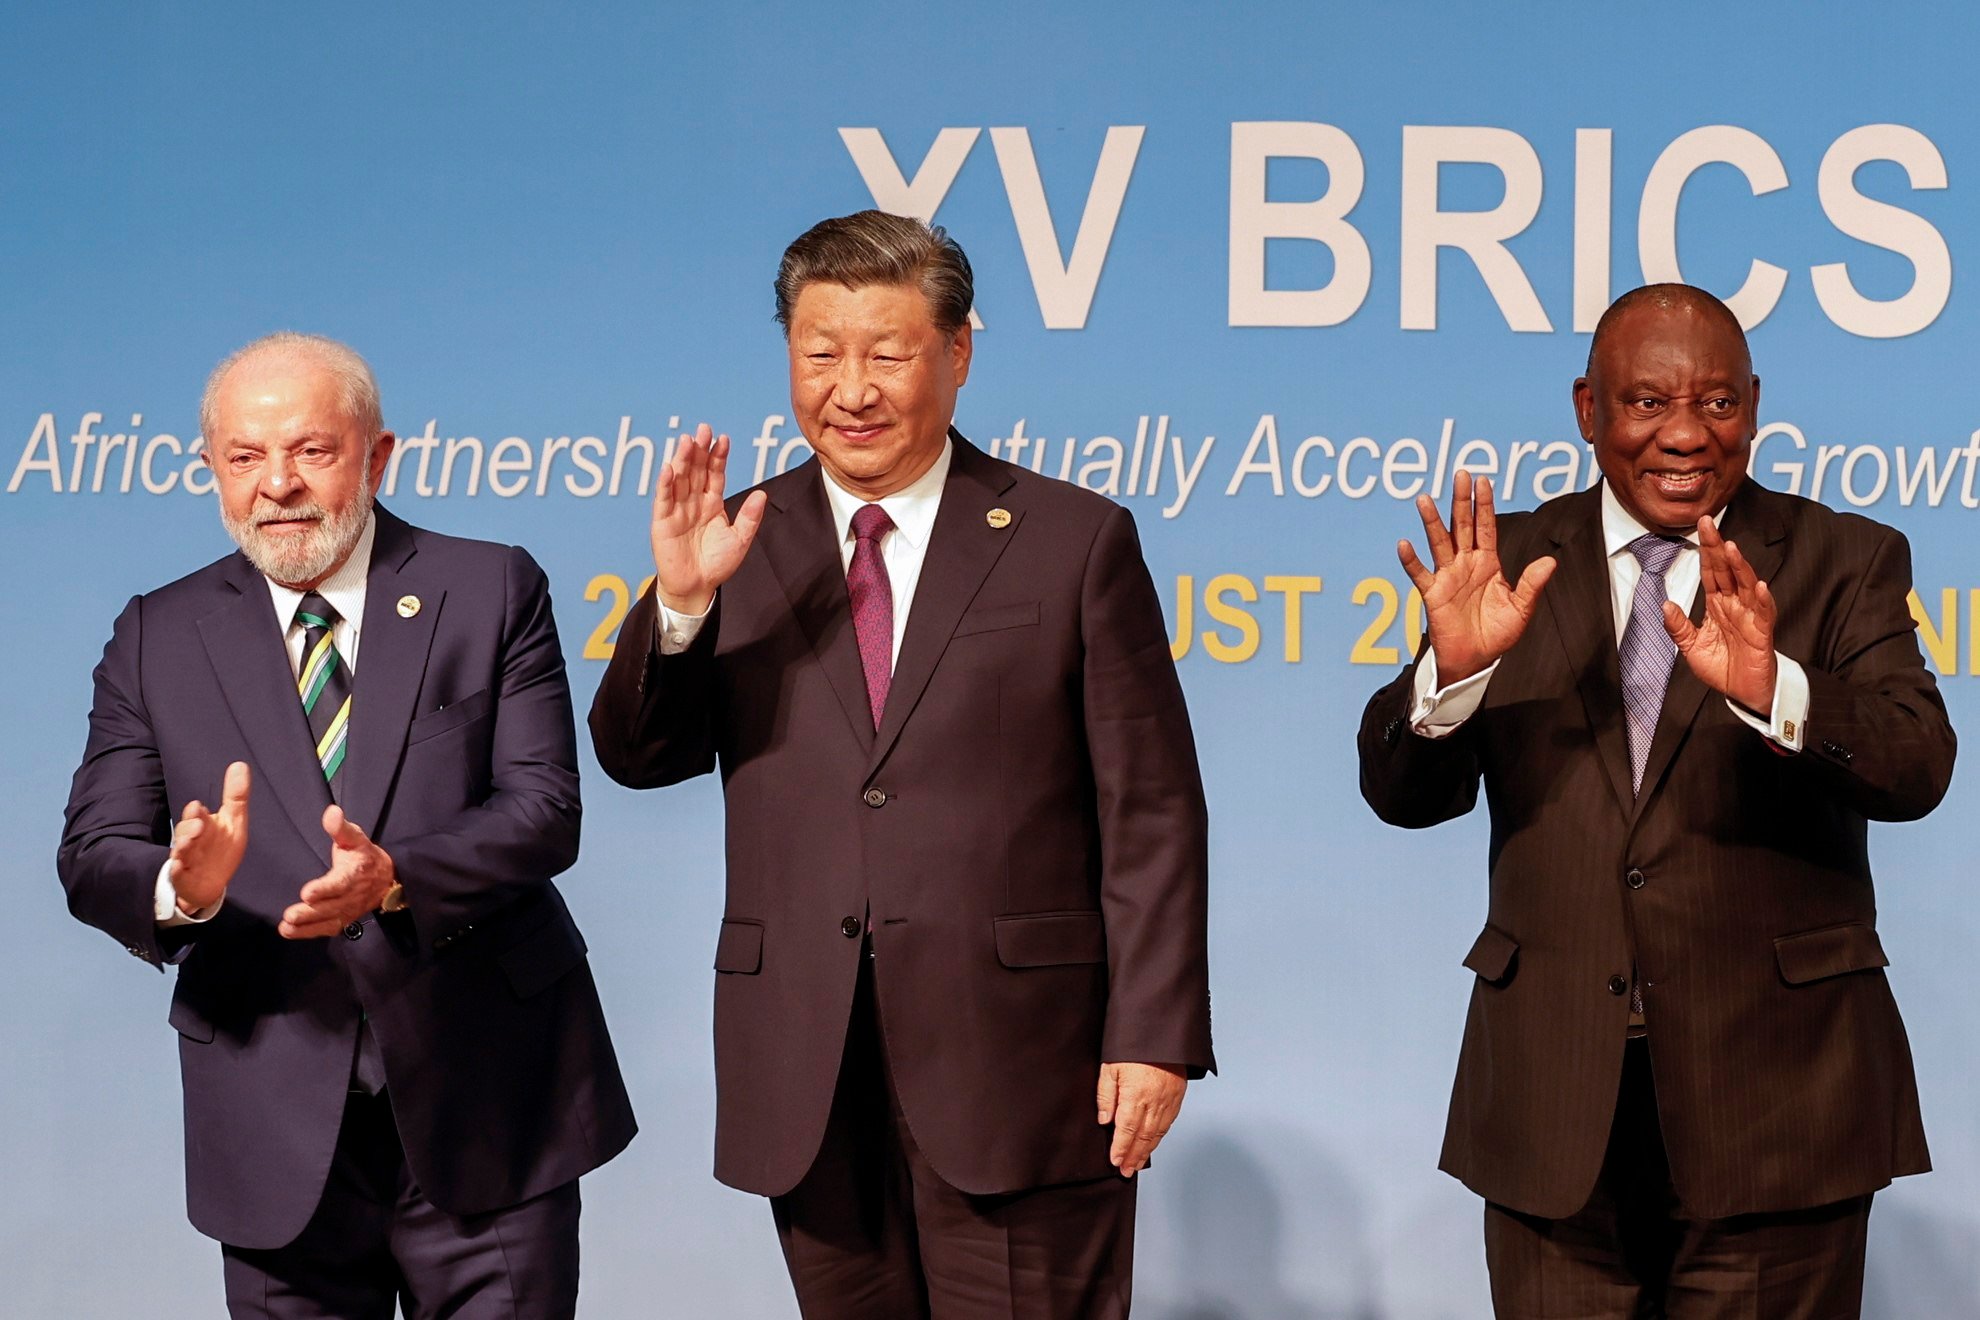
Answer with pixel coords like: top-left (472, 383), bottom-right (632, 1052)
top-left (1398, 471), bottom-right (1557, 684)
top-left (168, 760), bottom-right (251, 913)
top-left (650, 423), bottom-right (769, 615)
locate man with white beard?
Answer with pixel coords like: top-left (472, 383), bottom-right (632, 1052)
top-left (59, 332), bottom-right (634, 1319)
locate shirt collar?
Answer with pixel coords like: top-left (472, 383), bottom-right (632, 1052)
top-left (820, 437), bottom-right (954, 552)
top-left (265, 509), bottom-right (377, 630)
top-left (1599, 480), bottom-right (1718, 560)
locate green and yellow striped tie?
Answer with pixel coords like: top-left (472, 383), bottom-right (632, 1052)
top-left (295, 593), bottom-right (351, 797)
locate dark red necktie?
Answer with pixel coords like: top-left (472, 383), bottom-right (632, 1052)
top-left (847, 503), bottom-right (895, 729)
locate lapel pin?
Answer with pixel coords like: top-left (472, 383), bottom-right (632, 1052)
top-left (986, 508), bottom-right (1012, 530)
top-left (396, 595), bottom-right (421, 619)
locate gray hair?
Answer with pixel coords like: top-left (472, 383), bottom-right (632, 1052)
top-left (774, 210), bottom-right (974, 335)
top-left (200, 331), bottom-right (384, 442)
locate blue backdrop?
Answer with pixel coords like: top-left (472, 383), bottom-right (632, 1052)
top-left (5, 3), bottom-right (1977, 1315)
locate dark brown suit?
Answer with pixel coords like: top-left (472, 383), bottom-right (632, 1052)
top-left (1358, 481), bottom-right (1951, 1227)
top-left (590, 434), bottom-right (1212, 1310)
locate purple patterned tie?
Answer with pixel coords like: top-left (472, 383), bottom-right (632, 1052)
top-left (1620, 533), bottom-right (1687, 795)
top-left (847, 503), bottom-right (895, 729)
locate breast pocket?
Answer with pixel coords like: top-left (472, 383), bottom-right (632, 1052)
top-left (954, 601), bottom-right (1041, 638)
top-left (406, 688), bottom-right (492, 745)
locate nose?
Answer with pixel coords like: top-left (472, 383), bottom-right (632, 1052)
top-left (1658, 401), bottom-right (1711, 453)
top-left (258, 450), bottom-right (296, 500)
top-left (829, 359), bottom-right (877, 413)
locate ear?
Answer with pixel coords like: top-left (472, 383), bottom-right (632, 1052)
top-left (1572, 377), bottom-right (1595, 444)
top-left (950, 321), bottom-right (973, 389)
top-left (368, 432), bottom-right (397, 489)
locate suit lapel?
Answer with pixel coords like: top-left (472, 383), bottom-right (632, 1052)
top-left (341, 508), bottom-right (442, 836)
top-left (1541, 490), bottom-right (1636, 818)
top-left (868, 434), bottom-right (1019, 776)
top-left (197, 555), bottom-right (333, 850)
top-left (759, 465), bottom-right (876, 753)
top-left (1631, 483), bottom-right (1788, 815)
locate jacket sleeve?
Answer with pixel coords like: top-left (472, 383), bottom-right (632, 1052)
top-left (587, 581), bottom-right (721, 790)
top-left (57, 594), bottom-right (179, 969)
top-left (1080, 504), bottom-right (1216, 1077)
top-left (1794, 524), bottom-right (1955, 821)
top-left (389, 546), bottom-right (586, 947)
top-left (1356, 655), bottom-right (1485, 830)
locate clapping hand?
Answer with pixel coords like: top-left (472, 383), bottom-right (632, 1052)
top-left (168, 760), bottom-right (251, 913)
top-left (280, 806), bottom-right (397, 939)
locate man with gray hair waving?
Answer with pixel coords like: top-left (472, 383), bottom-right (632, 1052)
top-left (592, 211), bottom-right (1215, 1318)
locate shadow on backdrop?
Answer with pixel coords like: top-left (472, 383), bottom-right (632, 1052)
top-left (1862, 1197), bottom-right (1980, 1319)
top-left (1139, 1126), bottom-right (1384, 1320)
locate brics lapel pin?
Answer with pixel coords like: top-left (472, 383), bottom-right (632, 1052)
top-left (396, 595), bottom-right (421, 619)
top-left (986, 508), bottom-right (1012, 530)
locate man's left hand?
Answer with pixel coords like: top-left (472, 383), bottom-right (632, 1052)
top-left (1664, 517), bottom-right (1777, 713)
top-left (280, 806), bottom-right (398, 939)
top-left (1097, 1061), bottom-right (1188, 1177)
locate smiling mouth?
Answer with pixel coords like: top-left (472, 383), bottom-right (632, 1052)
top-left (1647, 470), bottom-right (1712, 498)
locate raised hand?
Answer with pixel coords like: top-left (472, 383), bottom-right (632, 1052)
top-left (650, 423), bottom-right (769, 615)
top-left (1398, 471), bottom-right (1556, 684)
top-left (1663, 517), bottom-right (1777, 713)
top-left (1097, 1061), bottom-right (1188, 1177)
top-left (169, 760), bottom-right (251, 913)
top-left (280, 805), bottom-right (397, 939)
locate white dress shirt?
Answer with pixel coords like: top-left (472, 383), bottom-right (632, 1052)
top-left (1409, 482), bottom-right (1808, 749)
top-left (657, 438), bottom-right (955, 667)
top-left (155, 513), bottom-right (377, 925)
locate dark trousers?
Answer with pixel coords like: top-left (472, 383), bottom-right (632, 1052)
top-left (221, 1090), bottom-right (581, 1320)
top-left (1485, 1040), bottom-right (1871, 1320)
top-left (772, 956), bottom-right (1137, 1319)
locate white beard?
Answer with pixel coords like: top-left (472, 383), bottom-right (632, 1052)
top-left (221, 466), bottom-right (373, 588)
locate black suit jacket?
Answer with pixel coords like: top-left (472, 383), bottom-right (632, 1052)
top-left (1358, 482), bottom-right (1953, 1219)
top-left (59, 507), bottom-right (636, 1248)
top-left (590, 434), bottom-right (1214, 1198)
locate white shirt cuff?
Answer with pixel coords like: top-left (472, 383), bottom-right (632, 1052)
top-left (1408, 649), bottom-right (1499, 739)
top-left (155, 859), bottom-right (222, 927)
top-left (656, 599), bottom-right (712, 656)
top-left (1725, 653), bottom-right (1808, 752)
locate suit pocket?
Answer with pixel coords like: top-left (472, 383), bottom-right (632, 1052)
top-left (714, 919), bottom-right (763, 974)
top-left (1775, 922), bottom-right (1889, 985)
top-left (496, 908), bottom-right (589, 999)
top-left (168, 992), bottom-right (216, 1043)
top-left (1462, 923), bottom-right (1519, 985)
top-left (407, 688), bottom-right (492, 745)
top-left (994, 911), bottom-right (1106, 968)
top-left (954, 601), bottom-right (1041, 638)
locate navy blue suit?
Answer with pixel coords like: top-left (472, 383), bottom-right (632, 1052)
top-left (59, 507), bottom-right (634, 1273)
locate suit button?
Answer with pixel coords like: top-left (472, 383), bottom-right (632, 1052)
top-left (126, 945), bottom-right (146, 958)
top-left (841, 916), bottom-right (863, 938)
top-left (863, 788), bottom-right (888, 808)
top-left (1625, 868), bottom-right (1646, 889)
top-left (1607, 974), bottom-right (1628, 996)
top-left (343, 923), bottom-right (364, 941)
